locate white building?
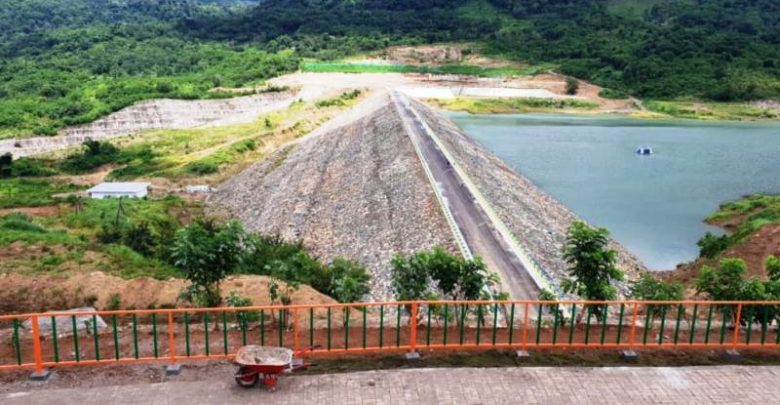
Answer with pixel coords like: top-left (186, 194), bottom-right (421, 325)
top-left (87, 182), bottom-right (150, 199)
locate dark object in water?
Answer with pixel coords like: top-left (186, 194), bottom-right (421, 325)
top-left (636, 145), bottom-right (653, 155)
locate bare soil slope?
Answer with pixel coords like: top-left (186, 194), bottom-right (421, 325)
top-left (209, 95), bottom-right (456, 300)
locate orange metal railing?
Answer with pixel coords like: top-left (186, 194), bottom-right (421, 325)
top-left (2, 300), bottom-right (779, 374)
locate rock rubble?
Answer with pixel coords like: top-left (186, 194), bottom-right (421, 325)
top-left (209, 94), bottom-right (456, 301)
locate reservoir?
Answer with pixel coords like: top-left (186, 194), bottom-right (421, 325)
top-left (449, 113), bottom-right (780, 270)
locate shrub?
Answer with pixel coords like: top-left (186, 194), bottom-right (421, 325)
top-left (60, 139), bottom-right (120, 173)
top-left (599, 88), bottom-right (629, 99)
top-left (185, 161), bottom-right (219, 175)
top-left (697, 232), bottom-right (730, 259)
top-left (107, 293), bottom-right (122, 310)
top-left (565, 77), bottom-right (579, 95)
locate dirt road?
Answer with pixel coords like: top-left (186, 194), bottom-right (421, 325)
top-left (392, 94), bottom-right (540, 300)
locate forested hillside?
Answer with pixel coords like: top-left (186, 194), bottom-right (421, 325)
top-left (1, 0), bottom-right (778, 138)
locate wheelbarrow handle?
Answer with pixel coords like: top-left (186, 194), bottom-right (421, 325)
top-left (294, 344), bottom-right (322, 356)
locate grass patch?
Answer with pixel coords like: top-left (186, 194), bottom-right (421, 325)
top-left (432, 97), bottom-right (599, 114)
top-left (101, 244), bottom-right (181, 280)
top-left (0, 213), bottom-right (79, 246)
top-left (301, 62), bottom-right (550, 77)
top-left (0, 178), bottom-right (81, 208)
top-left (698, 194), bottom-right (780, 258)
top-left (316, 90), bottom-right (362, 108)
top-left (645, 100), bottom-right (779, 121)
top-left (106, 99), bottom-right (323, 181)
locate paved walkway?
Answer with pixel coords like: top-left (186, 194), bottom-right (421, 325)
top-left (3, 366), bottom-right (780, 404)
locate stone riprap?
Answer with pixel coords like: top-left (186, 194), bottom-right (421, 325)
top-left (0, 91), bottom-right (299, 157)
top-left (208, 94), bottom-right (456, 301)
top-left (408, 98), bottom-right (646, 289)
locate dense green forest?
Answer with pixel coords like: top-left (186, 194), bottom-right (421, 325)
top-left (1, 0), bottom-right (778, 138)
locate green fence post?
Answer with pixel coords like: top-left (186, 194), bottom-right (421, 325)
top-left (689, 304), bottom-right (699, 345)
top-left (719, 309), bottom-right (728, 345)
top-left (642, 306), bottom-right (653, 345)
top-left (476, 305), bottom-right (483, 346)
top-left (131, 313), bottom-right (138, 359)
top-left (204, 312), bottom-right (210, 356)
top-left (704, 306), bottom-right (714, 345)
top-left (327, 307), bottom-right (332, 351)
top-left (12, 319), bottom-right (21, 365)
top-left (599, 305), bottom-right (608, 346)
top-left (491, 303), bottom-right (499, 346)
top-left (426, 305), bottom-right (432, 347)
top-left (673, 305), bottom-right (684, 345)
top-left (584, 306), bottom-right (593, 345)
top-left (184, 313), bottom-right (191, 357)
top-left (375, 305), bottom-right (383, 348)
top-left (508, 303), bottom-right (516, 345)
top-left (460, 304), bottom-right (468, 345)
top-left (552, 305), bottom-right (560, 345)
top-left (658, 306), bottom-right (668, 345)
top-left (362, 306), bottom-right (368, 349)
top-left (51, 316), bottom-right (60, 363)
top-left (112, 315), bottom-right (119, 360)
top-left (223, 311), bottom-right (230, 355)
top-left (396, 305), bottom-right (402, 348)
top-left (92, 314), bottom-right (100, 361)
top-left (443, 305), bottom-right (449, 346)
top-left (616, 304), bottom-right (625, 345)
top-left (310, 308), bottom-right (315, 348)
top-left (535, 303), bottom-right (543, 345)
top-left (73, 315), bottom-right (81, 362)
top-left (260, 310), bottom-right (265, 346)
top-left (278, 309), bottom-right (284, 347)
top-left (568, 304), bottom-right (577, 345)
top-left (761, 306), bottom-right (768, 345)
top-left (152, 313), bottom-right (159, 358)
top-left (745, 307), bottom-right (753, 345)
top-left (344, 307), bottom-right (350, 350)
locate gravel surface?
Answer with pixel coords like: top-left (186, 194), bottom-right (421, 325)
top-left (209, 94), bottom-right (456, 300)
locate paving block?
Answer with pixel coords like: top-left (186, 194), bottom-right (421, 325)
top-left (515, 350), bottom-right (531, 359)
top-left (404, 351), bottom-right (421, 361)
top-left (722, 350), bottom-right (742, 363)
top-left (166, 364), bottom-right (183, 376)
top-left (29, 369), bottom-right (52, 381)
top-left (620, 350), bottom-right (639, 362)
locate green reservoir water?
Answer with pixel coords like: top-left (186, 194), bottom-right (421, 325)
top-left (448, 113), bottom-right (780, 270)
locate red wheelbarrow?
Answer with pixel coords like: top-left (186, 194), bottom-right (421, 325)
top-left (233, 345), bottom-right (318, 391)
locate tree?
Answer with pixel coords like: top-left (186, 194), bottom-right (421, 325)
top-left (565, 77), bottom-right (579, 95)
top-left (694, 258), bottom-right (773, 324)
top-left (391, 253), bottom-right (430, 302)
top-left (694, 258), bottom-right (749, 302)
top-left (0, 153), bottom-right (12, 178)
top-left (562, 221), bottom-right (624, 302)
top-left (328, 257), bottom-right (371, 303)
top-left (766, 255), bottom-right (780, 282)
top-left (697, 232), bottom-right (730, 258)
top-left (171, 220), bottom-right (246, 307)
top-left (629, 273), bottom-right (684, 302)
top-left (629, 273), bottom-right (684, 325)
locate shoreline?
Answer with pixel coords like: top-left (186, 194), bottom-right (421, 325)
top-left (430, 97), bottom-right (780, 123)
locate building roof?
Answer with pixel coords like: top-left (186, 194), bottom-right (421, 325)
top-left (87, 182), bottom-right (150, 194)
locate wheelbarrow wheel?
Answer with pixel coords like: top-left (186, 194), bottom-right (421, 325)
top-left (235, 367), bottom-right (259, 388)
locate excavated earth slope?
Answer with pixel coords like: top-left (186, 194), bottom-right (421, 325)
top-left (209, 94), bottom-right (456, 301)
top-left (408, 98), bottom-right (647, 287)
top-left (1, 91), bottom-right (298, 157)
